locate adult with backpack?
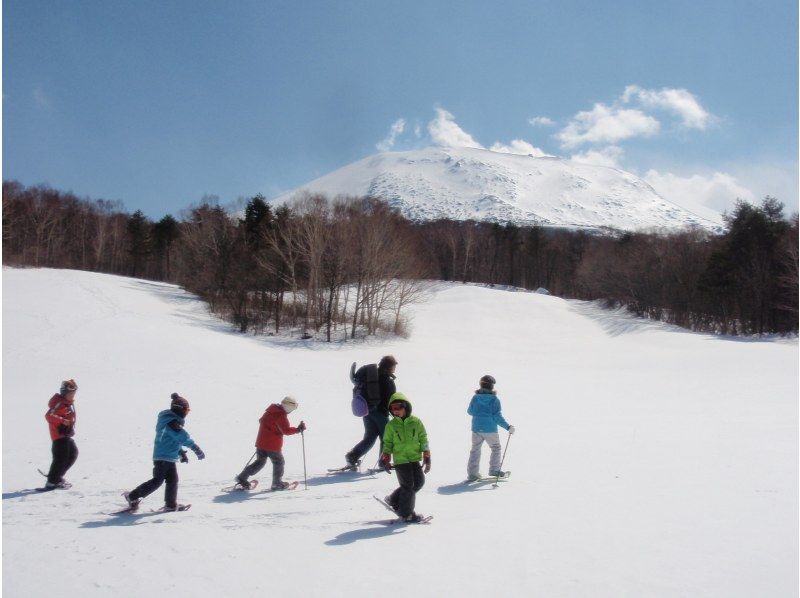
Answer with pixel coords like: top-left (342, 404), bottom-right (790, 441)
top-left (343, 355), bottom-right (398, 469)
top-left (43, 379), bottom-right (79, 490)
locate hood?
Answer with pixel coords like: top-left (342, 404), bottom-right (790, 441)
top-left (387, 392), bottom-right (412, 418)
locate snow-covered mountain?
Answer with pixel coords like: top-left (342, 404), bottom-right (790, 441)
top-left (3, 268), bottom-right (797, 597)
top-left (274, 146), bottom-right (723, 232)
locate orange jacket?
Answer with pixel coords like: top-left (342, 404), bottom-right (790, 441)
top-left (45, 394), bottom-right (76, 441)
top-left (255, 404), bottom-right (300, 452)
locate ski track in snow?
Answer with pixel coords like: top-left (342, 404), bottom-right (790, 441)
top-left (2, 268), bottom-right (797, 597)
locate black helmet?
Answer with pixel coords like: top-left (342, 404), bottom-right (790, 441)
top-left (479, 375), bottom-right (496, 390)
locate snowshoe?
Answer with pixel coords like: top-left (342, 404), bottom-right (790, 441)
top-left (155, 504), bottom-right (191, 512)
top-left (270, 481), bottom-right (299, 491)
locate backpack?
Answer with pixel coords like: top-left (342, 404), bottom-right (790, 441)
top-left (350, 362), bottom-right (380, 416)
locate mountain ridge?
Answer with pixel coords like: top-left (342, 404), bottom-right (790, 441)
top-left (273, 146), bottom-right (723, 232)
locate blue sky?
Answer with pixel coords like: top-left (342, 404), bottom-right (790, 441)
top-left (3, 0), bottom-right (797, 218)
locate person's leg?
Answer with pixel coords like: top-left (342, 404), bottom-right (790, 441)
top-left (238, 450), bottom-right (268, 482)
top-left (467, 432), bottom-right (485, 478)
top-left (164, 462), bottom-right (179, 508)
top-left (408, 462), bottom-right (425, 514)
top-left (348, 412), bottom-right (382, 461)
top-left (393, 463), bottom-right (416, 518)
top-left (62, 439), bottom-right (79, 478)
top-left (128, 461), bottom-right (170, 502)
top-left (486, 432), bottom-right (503, 473)
top-left (268, 451), bottom-right (286, 487)
top-left (46, 438), bottom-right (69, 484)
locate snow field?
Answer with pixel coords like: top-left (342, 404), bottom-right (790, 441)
top-left (2, 268), bottom-right (797, 597)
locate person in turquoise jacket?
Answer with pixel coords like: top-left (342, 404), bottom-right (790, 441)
top-left (380, 393), bottom-right (430, 523)
top-left (466, 375), bottom-right (514, 481)
top-left (123, 393), bottom-right (205, 511)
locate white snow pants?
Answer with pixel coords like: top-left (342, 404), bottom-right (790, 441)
top-left (467, 431), bottom-right (502, 476)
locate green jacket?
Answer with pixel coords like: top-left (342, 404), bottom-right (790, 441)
top-left (382, 413), bottom-right (429, 465)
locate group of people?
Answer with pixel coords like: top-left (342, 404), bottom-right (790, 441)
top-left (42, 355), bottom-right (514, 521)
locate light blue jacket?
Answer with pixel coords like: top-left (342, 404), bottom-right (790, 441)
top-left (467, 390), bottom-right (510, 433)
top-left (152, 410), bottom-right (198, 462)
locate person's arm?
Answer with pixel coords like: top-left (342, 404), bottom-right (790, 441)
top-left (492, 398), bottom-right (510, 430)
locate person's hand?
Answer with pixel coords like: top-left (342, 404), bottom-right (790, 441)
top-left (298, 421), bottom-right (307, 432)
top-left (381, 453), bottom-right (392, 473)
top-left (192, 446), bottom-right (205, 460)
top-left (508, 425), bottom-right (516, 435)
top-left (179, 450), bottom-right (189, 463)
top-left (423, 451), bottom-right (431, 473)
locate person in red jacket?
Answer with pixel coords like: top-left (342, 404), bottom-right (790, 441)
top-left (44, 379), bottom-right (79, 489)
top-left (234, 396), bottom-right (306, 490)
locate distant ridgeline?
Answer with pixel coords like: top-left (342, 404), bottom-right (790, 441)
top-left (3, 180), bottom-right (797, 336)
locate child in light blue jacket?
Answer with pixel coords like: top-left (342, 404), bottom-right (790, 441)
top-left (123, 393), bottom-right (205, 511)
top-left (466, 375), bottom-right (514, 480)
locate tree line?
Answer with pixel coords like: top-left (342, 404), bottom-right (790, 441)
top-left (3, 179), bottom-right (797, 337)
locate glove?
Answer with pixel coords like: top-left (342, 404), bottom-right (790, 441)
top-left (191, 445), bottom-right (205, 460)
top-left (422, 451), bottom-right (431, 473)
top-left (380, 453), bottom-right (392, 473)
top-left (179, 450), bottom-right (189, 463)
top-left (297, 421), bottom-right (307, 432)
top-left (508, 425), bottom-right (515, 435)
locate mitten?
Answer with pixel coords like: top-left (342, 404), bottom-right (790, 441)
top-left (380, 453), bottom-right (392, 473)
top-left (179, 450), bottom-right (189, 463)
top-left (297, 421), bottom-right (307, 432)
top-left (423, 451), bottom-right (431, 473)
top-left (508, 425), bottom-right (516, 435)
top-left (191, 445), bottom-right (205, 460)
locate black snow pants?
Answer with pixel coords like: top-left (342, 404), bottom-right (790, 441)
top-left (387, 462), bottom-right (425, 518)
top-left (128, 460), bottom-right (179, 508)
top-left (47, 437), bottom-right (79, 485)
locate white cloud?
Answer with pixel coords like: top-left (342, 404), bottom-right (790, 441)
top-left (413, 123), bottom-right (422, 138)
top-left (427, 108), bottom-right (484, 149)
top-left (489, 139), bottom-right (550, 157)
top-left (556, 103), bottom-right (660, 148)
top-left (569, 146), bottom-right (624, 168)
top-left (643, 169), bottom-right (755, 214)
top-left (376, 118), bottom-right (406, 151)
top-left (528, 116), bottom-right (555, 127)
top-left (623, 85), bottom-right (714, 130)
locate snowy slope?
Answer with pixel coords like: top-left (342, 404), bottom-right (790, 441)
top-left (273, 147), bottom-right (723, 232)
top-left (3, 268), bottom-right (797, 598)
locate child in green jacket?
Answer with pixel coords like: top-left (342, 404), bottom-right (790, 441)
top-left (380, 392), bottom-right (430, 523)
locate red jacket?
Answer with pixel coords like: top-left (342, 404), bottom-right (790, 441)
top-left (45, 394), bottom-right (76, 441)
top-left (255, 404), bottom-right (300, 452)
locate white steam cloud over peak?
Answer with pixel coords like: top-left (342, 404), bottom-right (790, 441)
top-left (528, 116), bottom-right (555, 127)
top-left (490, 139), bottom-right (550, 157)
top-left (569, 146), bottom-right (624, 168)
top-left (427, 108), bottom-right (484, 149)
top-left (557, 103), bottom-right (660, 149)
top-left (623, 85), bottom-right (714, 130)
top-left (376, 118), bottom-right (406, 151)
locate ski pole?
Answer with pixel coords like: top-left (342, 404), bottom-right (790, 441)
top-left (493, 433), bottom-right (512, 488)
top-left (301, 430), bottom-right (308, 491)
top-left (243, 451), bottom-right (257, 469)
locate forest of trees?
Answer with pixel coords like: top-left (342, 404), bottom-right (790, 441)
top-left (3, 179), bottom-right (797, 338)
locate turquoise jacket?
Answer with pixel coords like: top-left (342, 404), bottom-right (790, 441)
top-left (152, 410), bottom-right (198, 462)
top-left (467, 390), bottom-right (510, 433)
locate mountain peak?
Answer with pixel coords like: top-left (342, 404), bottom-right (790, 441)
top-left (274, 146), bottom-right (723, 232)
